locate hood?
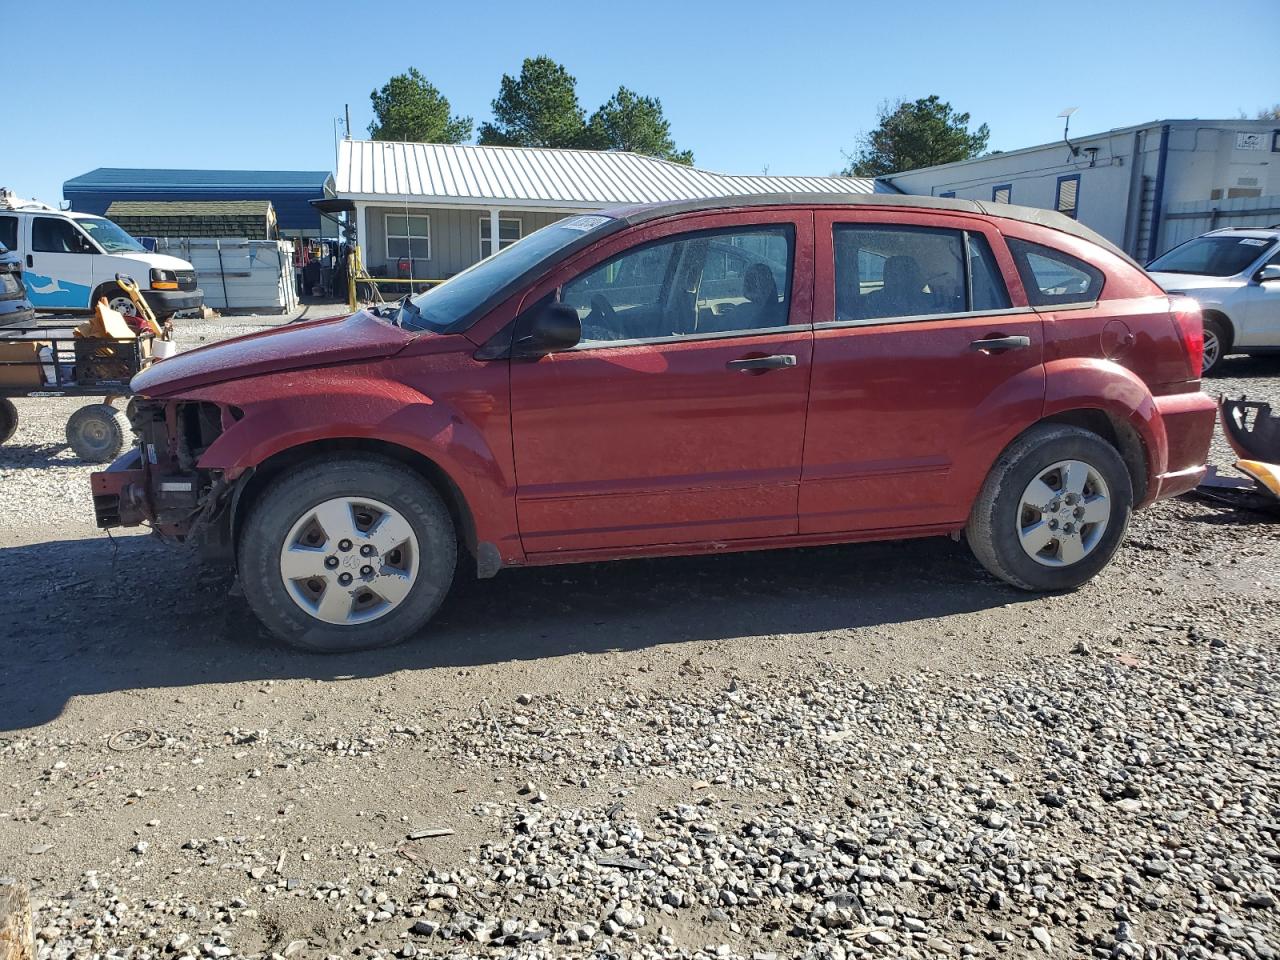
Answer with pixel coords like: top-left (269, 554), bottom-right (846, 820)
top-left (1148, 271), bottom-right (1242, 293)
top-left (132, 310), bottom-right (414, 397)
top-left (130, 251), bottom-right (195, 272)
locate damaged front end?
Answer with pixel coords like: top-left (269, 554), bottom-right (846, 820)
top-left (90, 398), bottom-right (242, 544)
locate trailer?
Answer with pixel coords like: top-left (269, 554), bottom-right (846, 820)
top-left (0, 323), bottom-right (155, 462)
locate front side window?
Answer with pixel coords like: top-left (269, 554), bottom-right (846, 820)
top-left (833, 225), bottom-right (1010, 322)
top-left (386, 214), bottom-right (430, 261)
top-left (1007, 237), bottom-right (1104, 306)
top-left (480, 217), bottom-right (522, 257)
top-left (1148, 235), bottom-right (1276, 277)
top-left (32, 217), bottom-right (92, 254)
top-left (561, 225), bottom-right (794, 344)
top-left (1055, 176), bottom-right (1080, 220)
top-left (0, 216), bottom-right (17, 252)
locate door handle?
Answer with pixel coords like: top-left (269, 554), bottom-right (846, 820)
top-left (726, 354), bottom-right (797, 372)
top-left (969, 335), bottom-right (1031, 353)
top-left (26, 255), bottom-right (33, 268)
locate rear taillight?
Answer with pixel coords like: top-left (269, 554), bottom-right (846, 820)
top-left (1169, 296), bottom-right (1204, 379)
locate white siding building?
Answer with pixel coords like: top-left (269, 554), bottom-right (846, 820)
top-left (329, 139), bottom-right (878, 279)
top-left (880, 119), bottom-right (1280, 261)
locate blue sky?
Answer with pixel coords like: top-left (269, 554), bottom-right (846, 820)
top-left (7, 0), bottom-right (1276, 205)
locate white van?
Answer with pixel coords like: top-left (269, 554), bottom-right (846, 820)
top-left (0, 190), bottom-right (202, 319)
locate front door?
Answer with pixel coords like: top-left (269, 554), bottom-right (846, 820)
top-left (1235, 246), bottom-right (1280, 348)
top-left (510, 211), bottom-right (813, 555)
top-left (800, 211), bottom-right (1045, 534)
top-left (25, 215), bottom-right (96, 309)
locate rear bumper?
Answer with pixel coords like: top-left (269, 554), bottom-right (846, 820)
top-left (1144, 389), bottom-right (1218, 505)
top-left (142, 288), bottom-right (203, 316)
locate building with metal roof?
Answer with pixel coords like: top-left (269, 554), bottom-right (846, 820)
top-left (64, 168), bottom-right (332, 238)
top-left (329, 139), bottom-right (878, 279)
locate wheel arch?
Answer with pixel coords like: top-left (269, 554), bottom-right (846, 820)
top-left (228, 436), bottom-right (484, 573)
top-left (1036, 408), bottom-right (1149, 504)
top-left (1200, 308), bottom-right (1235, 349)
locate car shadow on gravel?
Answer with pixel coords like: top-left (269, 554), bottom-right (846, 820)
top-left (0, 531), bottom-right (1029, 731)
top-left (0, 442), bottom-right (78, 468)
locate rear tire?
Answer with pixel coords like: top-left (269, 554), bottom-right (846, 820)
top-left (238, 455), bottom-right (457, 653)
top-left (967, 425), bottom-right (1132, 592)
top-left (1201, 316), bottom-right (1228, 376)
top-left (0, 398), bottom-right (17, 445)
top-left (65, 403), bottom-right (128, 462)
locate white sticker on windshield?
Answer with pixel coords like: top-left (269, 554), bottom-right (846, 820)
top-left (560, 215), bottom-right (612, 232)
top-left (1239, 238), bottom-right (1268, 246)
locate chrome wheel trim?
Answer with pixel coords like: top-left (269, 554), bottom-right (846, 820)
top-left (279, 496), bottom-right (419, 625)
top-left (1201, 328), bottom-right (1220, 373)
top-left (108, 294), bottom-right (138, 316)
top-left (1017, 459), bottom-right (1111, 568)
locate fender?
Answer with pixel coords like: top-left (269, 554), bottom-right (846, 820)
top-left (947, 362), bottom-right (1049, 510)
top-left (1041, 356), bottom-right (1168, 490)
top-left (180, 358), bottom-right (523, 564)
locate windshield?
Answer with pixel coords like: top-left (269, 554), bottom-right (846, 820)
top-left (396, 215), bottom-right (615, 333)
top-left (1149, 235), bottom-right (1274, 277)
top-left (75, 217), bottom-right (147, 254)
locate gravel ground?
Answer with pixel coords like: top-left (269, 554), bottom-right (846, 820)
top-left (0, 319), bottom-right (1277, 960)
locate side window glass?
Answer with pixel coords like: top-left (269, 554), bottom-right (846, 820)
top-left (968, 233), bottom-right (1012, 312)
top-left (562, 225), bottom-right (793, 344)
top-left (1006, 237), bottom-right (1104, 306)
top-left (0, 216), bottom-right (17, 252)
top-left (32, 217), bottom-right (90, 254)
top-left (834, 225), bottom-right (966, 322)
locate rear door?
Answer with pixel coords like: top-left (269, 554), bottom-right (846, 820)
top-left (800, 210), bottom-right (1044, 534)
top-left (25, 215), bottom-right (95, 309)
top-left (509, 210), bottom-right (814, 555)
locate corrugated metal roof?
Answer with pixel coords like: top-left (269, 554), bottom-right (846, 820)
top-left (335, 140), bottom-right (876, 207)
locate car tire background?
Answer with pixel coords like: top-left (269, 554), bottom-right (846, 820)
top-left (966, 424), bottom-right (1132, 592)
top-left (238, 455), bottom-right (457, 653)
top-left (65, 403), bottom-right (129, 463)
top-left (1201, 316), bottom-right (1229, 376)
top-left (0, 398), bottom-right (17, 445)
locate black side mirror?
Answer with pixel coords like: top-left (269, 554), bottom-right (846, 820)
top-left (515, 301), bottom-right (581, 357)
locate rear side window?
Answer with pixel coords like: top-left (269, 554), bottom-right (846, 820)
top-left (0, 216), bottom-right (16, 252)
top-left (1006, 237), bottom-right (1104, 306)
top-left (833, 225), bottom-right (1010, 322)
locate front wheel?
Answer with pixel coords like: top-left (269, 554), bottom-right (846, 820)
top-left (966, 425), bottom-right (1132, 592)
top-left (1200, 317), bottom-right (1228, 376)
top-left (66, 403), bottom-right (128, 462)
top-left (237, 456), bottom-right (457, 653)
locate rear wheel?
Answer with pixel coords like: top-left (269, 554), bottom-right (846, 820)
top-left (1201, 317), bottom-right (1228, 376)
top-left (967, 425), bottom-right (1132, 591)
top-left (238, 456), bottom-right (457, 653)
top-left (65, 402), bottom-right (128, 462)
top-left (0, 398), bottom-right (17, 444)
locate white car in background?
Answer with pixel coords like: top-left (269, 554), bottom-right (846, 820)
top-left (1148, 227), bottom-right (1280, 375)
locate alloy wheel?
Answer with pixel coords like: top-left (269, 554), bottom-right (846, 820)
top-left (1016, 460), bottom-right (1111, 567)
top-left (279, 497), bottom-right (419, 624)
top-left (1201, 328), bottom-right (1220, 374)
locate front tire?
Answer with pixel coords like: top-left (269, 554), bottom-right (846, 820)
top-left (966, 425), bottom-right (1132, 592)
top-left (1201, 317), bottom-right (1228, 376)
top-left (66, 403), bottom-right (128, 462)
top-left (0, 398), bottom-right (17, 445)
top-left (238, 456), bottom-right (457, 653)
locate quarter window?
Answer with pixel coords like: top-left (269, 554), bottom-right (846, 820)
top-left (385, 214), bottom-right (430, 261)
top-left (32, 217), bottom-right (91, 254)
top-left (833, 225), bottom-right (1010, 322)
top-left (1055, 175), bottom-right (1080, 219)
top-left (561, 225), bottom-right (794, 344)
top-left (480, 217), bottom-right (522, 256)
top-left (992, 184), bottom-right (1012, 204)
top-left (1007, 237), bottom-right (1104, 306)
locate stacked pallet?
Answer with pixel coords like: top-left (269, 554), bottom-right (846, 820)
top-left (153, 238), bottom-right (299, 313)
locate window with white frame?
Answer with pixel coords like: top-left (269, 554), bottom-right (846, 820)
top-left (386, 214), bottom-right (430, 261)
top-left (480, 217), bottom-right (521, 256)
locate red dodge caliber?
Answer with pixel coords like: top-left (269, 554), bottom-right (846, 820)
top-left (92, 195), bottom-right (1216, 652)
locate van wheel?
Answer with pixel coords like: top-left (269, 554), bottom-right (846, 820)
top-left (238, 456), bottom-right (457, 653)
top-left (97, 283), bottom-right (139, 317)
top-left (966, 425), bottom-right (1132, 592)
top-left (0, 399), bottom-right (17, 445)
top-left (1201, 317), bottom-right (1228, 376)
top-left (66, 403), bottom-right (129, 462)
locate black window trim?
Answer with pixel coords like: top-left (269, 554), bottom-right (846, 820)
top-left (1055, 174), bottom-right (1081, 220)
top-left (828, 222), bottom-right (1013, 328)
top-left (992, 184), bottom-right (1013, 203)
top-left (561, 221), bottom-right (799, 351)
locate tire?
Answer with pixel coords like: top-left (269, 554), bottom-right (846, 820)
top-left (966, 424), bottom-right (1132, 592)
top-left (0, 398), bottom-right (17, 445)
top-left (1201, 316), bottom-right (1228, 377)
top-left (237, 455), bottom-right (457, 653)
top-left (65, 403), bottom-right (129, 462)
